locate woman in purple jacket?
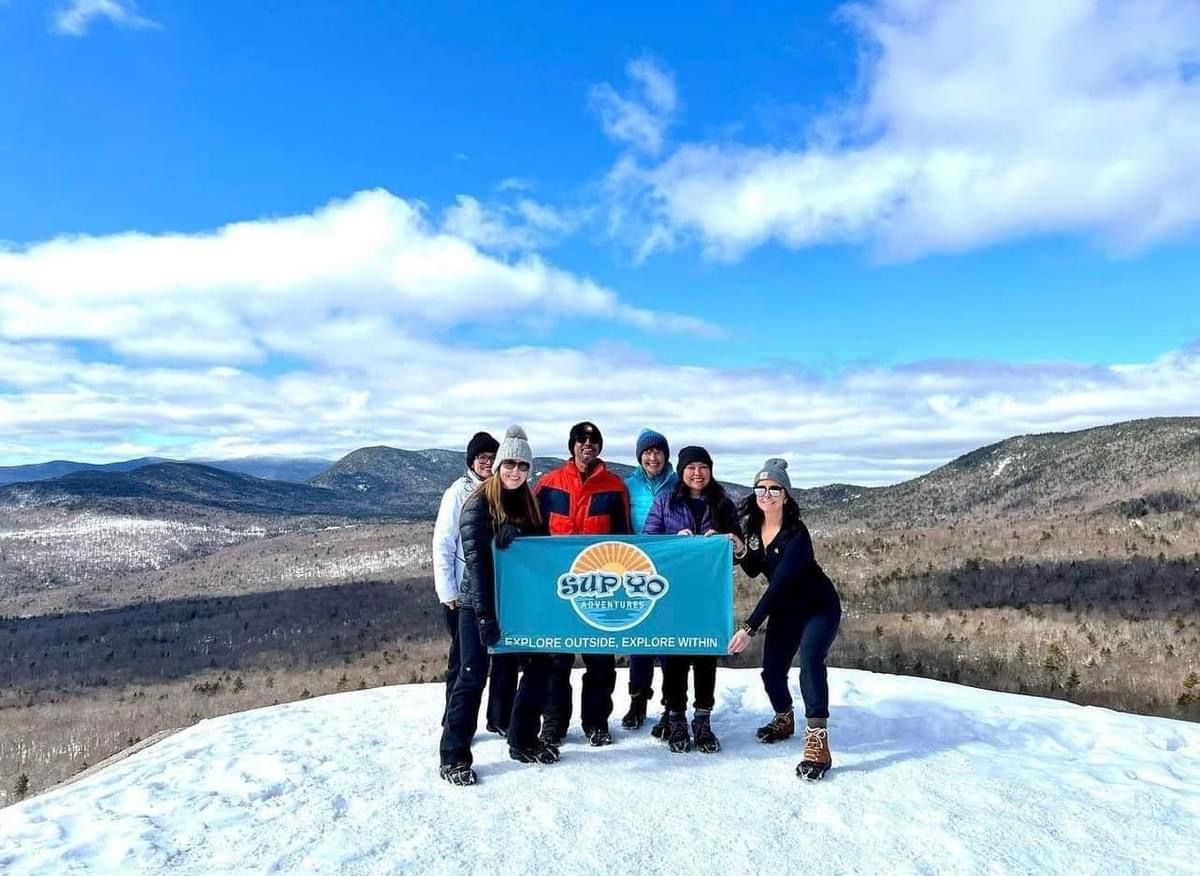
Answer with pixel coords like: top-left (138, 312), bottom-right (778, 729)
top-left (644, 446), bottom-right (744, 754)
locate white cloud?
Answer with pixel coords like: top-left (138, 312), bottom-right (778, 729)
top-left (590, 57), bottom-right (678, 156)
top-left (608, 0), bottom-right (1200, 260)
top-left (52, 0), bottom-right (159, 36)
top-left (2, 332), bottom-right (1198, 485)
top-left (0, 188), bottom-right (718, 366)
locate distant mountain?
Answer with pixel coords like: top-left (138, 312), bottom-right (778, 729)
top-left (0, 456), bottom-right (333, 487)
top-left (0, 463), bottom-right (376, 517)
top-left (806, 417), bottom-right (1200, 526)
top-left (0, 457), bottom-right (169, 487)
top-left (195, 457), bottom-right (333, 483)
top-left (6, 418), bottom-right (1194, 523)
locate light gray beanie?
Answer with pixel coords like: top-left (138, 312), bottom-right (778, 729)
top-left (754, 457), bottom-right (792, 492)
top-left (494, 424), bottom-right (533, 468)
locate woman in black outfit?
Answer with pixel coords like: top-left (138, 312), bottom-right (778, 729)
top-left (439, 425), bottom-right (557, 786)
top-left (727, 458), bottom-right (842, 780)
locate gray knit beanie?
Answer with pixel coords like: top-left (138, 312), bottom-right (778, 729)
top-left (494, 424), bottom-right (533, 468)
top-left (754, 457), bottom-right (792, 493)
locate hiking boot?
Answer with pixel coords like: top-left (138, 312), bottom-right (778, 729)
top-left (756, 710), bottom-right (795, 744)
top-left (509, 742), bottom-right (560, 765)
top-left (650, 710), bottom-right (670, 740)
top-left (797, 726), bottom-right (832, 780)
top-left (691, 712), bottom-right (721, 754)
top-left (621, 691), bottom-right (650, 729)
top-left (539, 722), bottom-right (565, 747)
top-left (485, 721), bottom-right (508, 738)
top-left (585, 725), bottom-right (613, 747)
top-left (667, 712), bottom-right (691, 753)
top-left (439, 762), bottom-right (477, 786)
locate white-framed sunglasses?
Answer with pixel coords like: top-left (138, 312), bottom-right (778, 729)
top-left (753, 485), bottom-right (786, 498)
top-left (500, 460), bottom-right (531, 472)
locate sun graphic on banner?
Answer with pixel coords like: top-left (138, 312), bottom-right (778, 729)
top-left (570, 542), bottom-right (657, 577)
top-left (557, 541), bottom-right (670, 632)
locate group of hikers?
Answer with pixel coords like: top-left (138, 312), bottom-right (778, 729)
top-left (432, 421), bottom-right (843, 786)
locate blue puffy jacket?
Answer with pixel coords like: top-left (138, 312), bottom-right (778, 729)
top-left (624, 464), bottom-right (679, 533)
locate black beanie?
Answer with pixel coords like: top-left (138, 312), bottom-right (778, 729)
top-left (676, 445), bottom-right (713, 472)
top-left (568, 421), bottom-right (603, 454)
top-left (466, 431), bottom-right (500, 467)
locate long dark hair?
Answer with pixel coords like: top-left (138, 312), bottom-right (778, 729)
top-left (738, 491), bottom-right (801, 536)
top-left (673, 476), bottom-right (735, 532)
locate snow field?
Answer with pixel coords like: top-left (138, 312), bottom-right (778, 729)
top-left (1, 668), bottom-right (1198, 875)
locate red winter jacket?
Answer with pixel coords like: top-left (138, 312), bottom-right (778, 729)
top-left (535, 460), bottom-right (632, 535)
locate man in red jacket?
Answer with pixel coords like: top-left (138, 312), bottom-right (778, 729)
top-left (536, 421), bottom-right (632, 747)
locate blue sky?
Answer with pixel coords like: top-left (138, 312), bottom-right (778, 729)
top-left (1, 0), bottom-right (1198, 483)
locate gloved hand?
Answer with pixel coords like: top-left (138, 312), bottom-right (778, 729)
top-left (494, 523), bottom-right (520, 550)
top-left (478, 616), bottom-right (502, 647)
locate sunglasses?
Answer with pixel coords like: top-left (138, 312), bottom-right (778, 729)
top-left (753, 485), bottom-right (786, 498)
top-left (575, 435), bottom-right (601, 446)
top-left (500, 460), bottom-right (531, 472)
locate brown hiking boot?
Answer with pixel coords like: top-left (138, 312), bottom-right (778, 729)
top-left (797, 726), bottom-right (831, 780)
top-left (756, 710), bottom-right (795, 743)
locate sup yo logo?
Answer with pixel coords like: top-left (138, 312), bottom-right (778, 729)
top-left (556, 542), bottom-right (670, 632)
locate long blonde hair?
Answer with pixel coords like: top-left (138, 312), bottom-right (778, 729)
top-left (473, 472), bottom-right (542, 527)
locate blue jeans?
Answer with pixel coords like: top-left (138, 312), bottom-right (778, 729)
top-left (760, 607), bottom-right (841, 719)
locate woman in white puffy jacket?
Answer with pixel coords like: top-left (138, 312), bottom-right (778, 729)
top-left (432, 431), bottom-right (499, 720)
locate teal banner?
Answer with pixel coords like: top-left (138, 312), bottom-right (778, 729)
top-left (491, 535), bottom-right (734, 656)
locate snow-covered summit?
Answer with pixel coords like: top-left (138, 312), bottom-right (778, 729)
top-left (2, 669), bottom-right (1198, 875)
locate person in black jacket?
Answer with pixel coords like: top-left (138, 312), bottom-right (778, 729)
top-left (439, 425), bottom-right (556, 786)
top-left (644, 446), bottom-right (745, 754)
top-left (727, 458), bottom-right (841, 780)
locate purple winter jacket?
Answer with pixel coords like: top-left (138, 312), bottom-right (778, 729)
top-left (644, 488), bottom-right (742, 538)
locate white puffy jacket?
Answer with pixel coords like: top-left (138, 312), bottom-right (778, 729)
top-left (432, 472), bottom-right (483, 604)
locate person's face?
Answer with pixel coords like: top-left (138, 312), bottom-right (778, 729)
top-left (682, 462), bottom-right (711, 492)
top-left (640, 447), bottom-right (666, 476)
top-left (572, 432), bottom-right (601, 468)
top-left (472, 452), bottom-right (495, 479)
top-left (498, 459), bottom-right (530, 489)
top-left (755, 479), bottom-right (786, 512)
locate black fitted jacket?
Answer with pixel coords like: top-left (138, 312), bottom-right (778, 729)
top-left (738, 518), bottom-right (840, 632)
top-left (458, 490), bottom-right (547, 619)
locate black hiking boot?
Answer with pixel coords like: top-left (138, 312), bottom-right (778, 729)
top-left (621, 691), bottom-right (650, 729)
top-left (509, 742), bottom-right (560, 764)
top-left (585, 724), bottom-right (613, 747)
top-left (650, 710), bottom-right (670, 740)
top-left (666, 712), bottom-right (691, 753)
top-left (691, 712), bottom-right (721, 754)
top-left (485, 721), bottom-right (508, 738)
top-left (539, 722), bottom-right (565, 747)
top-left (756, 710), bottom-right (795, 744)
top-left (439, 762), bottom-right (477, 786)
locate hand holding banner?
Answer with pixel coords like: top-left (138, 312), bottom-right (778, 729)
top-left (492, 534), bottom-right (734, 655)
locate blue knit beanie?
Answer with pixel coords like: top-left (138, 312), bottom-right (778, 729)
top-left (635, 428), bottom-right (669, 462)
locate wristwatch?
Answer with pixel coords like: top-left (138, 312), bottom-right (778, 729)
top-left (740, 622), bottom-right (756, 637)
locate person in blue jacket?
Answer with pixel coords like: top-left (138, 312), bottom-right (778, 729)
top-left (644, 445), bottom-right (744, 754)
top-left (621, 428), bottom-right (678, 732)
top-left (727, 458), bottom-right (842, 781)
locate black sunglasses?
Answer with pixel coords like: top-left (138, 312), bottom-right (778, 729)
top-left (500, 460), bottom-right (531, 472)
top-left (753, 485), bottom-right (786, 498)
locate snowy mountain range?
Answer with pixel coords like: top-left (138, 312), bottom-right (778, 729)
top-left (1, 668), bottom-right (1197, 874)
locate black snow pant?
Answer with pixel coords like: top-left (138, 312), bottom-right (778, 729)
top-left (439, 606), bottom-right (552, 765)
top-left (662, 655), bottom-right (718, 713)
top-left (761, 605), bottom-right (841, 719)
top-left (441, 604), bottom-right (461, 723)
top-left (628, 654), bottom-right (660, 698)
top-left (543, 652), bottom-right (617, 733)
top-left (486, 653), bottom-right (519, 732)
